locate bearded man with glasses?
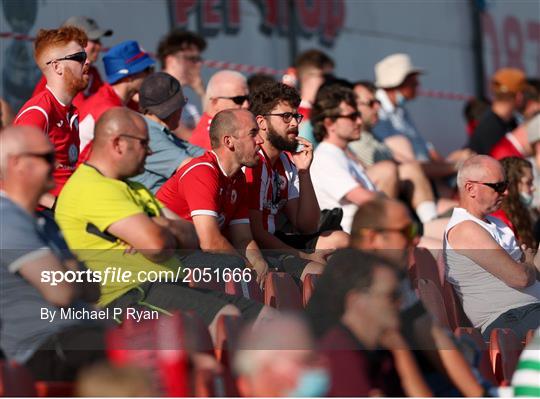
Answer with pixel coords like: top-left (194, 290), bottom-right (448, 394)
top-left (445, 155), bottom-right (540, 340)
top-left (189, 70), bottom-right (249, 150)
top-left (14, 26), bottom-right (90, 211)
top-left (244, 82), bottom-right (349, 281)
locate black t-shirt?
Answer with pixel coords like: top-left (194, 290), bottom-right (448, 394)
top-left (468, 109), bottom-right (517, 154)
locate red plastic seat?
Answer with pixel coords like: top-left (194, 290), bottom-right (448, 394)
top-left (302, 273), bottom-right (320, 307)
top-left (442, 281), bottom-right (472, 331)
top-left (410, 248), bottom-right (444, 289)
top-left (524, 329), bottom-right (536, 346)
top-left (106, 312), bottom-right (190, 396)
top-left (214, 315), bottom-right (243, 396)
top-left (0, 360), bottom-right (37, 396)
top-left (416, 278), bottom-right (451, 329)
top-left (180, 311), bottom-right (215, 355)
top-left (34, 381), bottom-right (74, 397)
top-left (264, 272), bottom-right (303, 311)
top-left (225, 269), bottom-right (263, 302)
top-left (454, 327), bottom-right (498, 385)
top-left (489, 328), bottom-right (523, 385)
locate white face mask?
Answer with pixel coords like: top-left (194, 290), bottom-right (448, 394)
top-left (519, 192), bottom-right (534, 207)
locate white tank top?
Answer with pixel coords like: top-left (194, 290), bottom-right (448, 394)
top-left (443, 208), bottom-right (540, 332)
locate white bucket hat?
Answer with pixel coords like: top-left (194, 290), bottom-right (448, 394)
top-left (375, 53), bottom-right (425, 89)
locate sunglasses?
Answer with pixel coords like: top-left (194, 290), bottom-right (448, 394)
top-left (19, 151), bottom-right (55, 165)
top-left (119, 134), bottom-right (150, 148)
top-left (468, 180), bottom-right (508, 194)
top-left (331, 111), bottom-right (362, 121)
top-left (358, 99), bottom-right (381, 108)
top-left (46, 51), bottom-right (87, 65)
top-left (216, 95), bottom-right (249, 105)
top-left (264, 112), bottom-right (304, 124)
top-left (373, 222), bottom-right (419, 242)
top-left (182, 54), bottom-right (203, 63)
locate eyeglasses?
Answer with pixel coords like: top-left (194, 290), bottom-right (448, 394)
top-left (46, 51), bottom-right (87, 65)
top-left (373, 222), bottom-right (419, 242)
top-left (119, 134), bottom-right (150, 148)
top-left (18, 151), bottom-right (55, 165)
top-left (216, 95), bottom-right (249, 105)
top-left (358, 99), bottom-right (381, 108)
top-left (468, 180), bottom-right (508, 194)
top-left (331, 111), bottom-right (362, 121)
top-left (263, 112), bottom-right (304, 124)
top-left (182, 54), bottom-right (203, 63)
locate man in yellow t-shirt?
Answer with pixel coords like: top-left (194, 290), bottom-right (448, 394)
top-left (56, 108), bottom-right (267, 340)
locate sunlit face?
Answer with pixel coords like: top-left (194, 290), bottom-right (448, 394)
top-left (213, 80), bottom-right (249, 112)
top-left (354, 85), bottom-right (381, 128)
top-left (50, 40), bottom-right (90, 96)
top-left (232, 112), bottom-right (264, 168)
top-left (466, 162), bottom-right (508, 213)
top-left (517, 166), bottom-right (534, 196)
top-left (400, 73), bottom-right (420, 100)
top-left (85, 39), bottom-right (102, 64)
top-left (327, 101), bottom-right (362, 142)
top-left (168, 44), bottom-right (203, 85)
top-left (263, 101), bottom-right (300, 152)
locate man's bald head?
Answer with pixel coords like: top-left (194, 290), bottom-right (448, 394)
top-left (0, 125), bottom-right (53, 177)
top-left (457, 155), bottom-right (504, 192)
top-left (209, 108), bottom-right (252, 149)
top-left (206, 70), bottom-right (247, 98)
top-left (93, 107), bottom-right (147, 150)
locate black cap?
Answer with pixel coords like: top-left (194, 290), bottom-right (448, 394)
top-left (139, 72), bottom-right (187, 120)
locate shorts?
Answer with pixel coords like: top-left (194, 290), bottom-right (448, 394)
top-left (482, 302), bottom-right (540, 340)
top-left (107, 281), bottom-right (263, 326)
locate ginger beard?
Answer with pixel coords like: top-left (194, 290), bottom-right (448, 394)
top-left (64, 64), bottom-right (89, 97)
top-left (267, 120), bottom-right (298, 153)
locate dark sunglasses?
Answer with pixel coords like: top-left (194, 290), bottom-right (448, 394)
top-left (217, 95), bottom-right (249, 105)
top-left (358, 99), bottom-right (381, 108)
top-left (19, 151), bottom-right (55, 165)
top-left (263, 112), bottom-right (304, 124)
top-left (469, 180), bottom-right (508, 194)
top-left (331, 111), bottom-right (362, 121)
top-left (374, 222), bottom-right (419, 242)
top-left (46, 51), bottom-right (87, 65)
top-left (183, 54), bottom-right (203, 63)
top-left (119, 134), bottom-right (150, 147)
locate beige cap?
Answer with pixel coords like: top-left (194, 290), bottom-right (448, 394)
top-left (527, 114), bottom-right (540, 145)
top-left (375, 53), bottom-right (424, 89)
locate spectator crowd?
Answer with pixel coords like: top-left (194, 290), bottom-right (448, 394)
top-left (1, 15), bottom-right (540, 398)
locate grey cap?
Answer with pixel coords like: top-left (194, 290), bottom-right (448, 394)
top-left (527, 114), bottom-right (540, 145)
top-left (62, 16), bottom-right (113, 41)
top-left (139, 72), bottom-right (187, 120)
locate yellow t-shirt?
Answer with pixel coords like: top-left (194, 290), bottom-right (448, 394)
top-left (55, 163), bottom-right (182, 306)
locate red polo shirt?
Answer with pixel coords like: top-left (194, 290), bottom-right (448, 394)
top-left (156, 151), bottom-right (249, 230)
top-left (14, 86), bottom-right (80, 197)
top-left (189, 112), bottom-right (212, 150)
top-left (489, 133), bottom-right (525, 160)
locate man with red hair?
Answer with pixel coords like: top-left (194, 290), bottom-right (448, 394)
top-left (14, 26), bottom-right (90, 209)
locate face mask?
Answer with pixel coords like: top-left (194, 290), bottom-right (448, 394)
top-left (288, 368), bottom-right (330, 397)
top-left (519, 192), bottom-right (533, 207)
top-left (395, 91), bottom-right (407, 107)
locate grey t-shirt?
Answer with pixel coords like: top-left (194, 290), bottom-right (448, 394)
top-left (131, 117), bottom-right (205, 193)
top-left (0, 194), bottom-right (85, 363)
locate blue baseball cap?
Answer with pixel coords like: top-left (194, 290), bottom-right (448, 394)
top-left (103, 40), bottom-right (155, 84)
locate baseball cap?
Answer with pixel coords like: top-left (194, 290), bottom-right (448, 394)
top-left (527, 114), bottom-right (540, 145)
top-left (62, 16), bottom-right (113, 41)
top-left (139, 72), bottom-right (187, 119)
top-left (375, 53), bottom-right (424, 89)
top-left (491, 68), bottom-right (526, 95)
top-left (103, 41), bottom-right (155, 84)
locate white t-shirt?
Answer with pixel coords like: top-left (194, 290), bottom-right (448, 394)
top-left (310, 141), bottom-right (376, 233)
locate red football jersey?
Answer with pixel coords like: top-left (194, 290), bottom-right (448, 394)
top-left (244, 149), bottom-right (300, 234)
top-left (156, 151), bottom-right (249, 229)
top-left (489, 134), bottom-right (525, 160)
top-left (14, 87), bottom-right (80, 197)
top-left (78, 83), bottom-right (124, 152)
top-left (32, 65), bottom-right (104, 110)
top-left (188, 112), bottom-right (212, 150)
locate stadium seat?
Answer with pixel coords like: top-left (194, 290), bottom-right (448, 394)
top-left (0, 360), bottom-right (37, 396)
top-left (264, 272), bottom-right (303, 311)
top-left (442, 281), bottom-right (472, 331)
top-left (302, 273), bottom-right (320, 307)
top-left (225, 269), bottom-right (263, 302)
top-left (106, 312), bottom-right (190, 396)
top-left (454, 327), bottom-right (498, 385)
top-left (181, 311), bottom-right (215, 355)
top-left (416, 278), bottom-right (451, 329)
top-left (525, 329), bottom-right (536, 346)
top-left (34, 381), bottom-right (74, 397)
top-left (214, 315), bottom-right (243, 396)
top-left (192, 368), bottom-right (228, 397)
top-left (410, 248), bottom-right (444, 289)
top-left (489, 328), bottom-right (523, 385)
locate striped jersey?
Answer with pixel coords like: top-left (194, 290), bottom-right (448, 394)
top-left (245, 149), bottom-right (299, 234)
top-left (512, 331), bottom-right (540, 397)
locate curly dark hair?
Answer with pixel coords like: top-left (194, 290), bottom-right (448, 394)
top-left (305, 248), bottom-right (397, 338)
top-left (248, 82), bottom-right (301, 117)
top-left (500, 157), bottom-right (536, 248)
top-left (156, 29), bottom-right (207, 68)
top-left (310, 84), bottom-right (357, 142)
